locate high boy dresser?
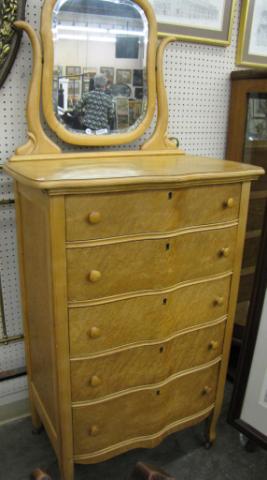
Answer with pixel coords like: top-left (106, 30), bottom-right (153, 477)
top-left (4, 0), bottom-right (264, 479)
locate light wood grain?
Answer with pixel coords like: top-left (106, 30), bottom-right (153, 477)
top-left (13, 21), bottom-right (60, 156)
top-left (14, 184), bottom-right (42, 430)
top-left (70, 320), bottom-right (225, 401)
top-left (142, 37), bottom-right (182, 151)
top-left (18, 187), bottom-right (58, 430)
top-left (5, 3), bottom-right (265, 476)
top-left (67, 226), bottom-right (237, 301)
top-left (207, 182), bottom-right (251, 444)
top-left (49, 196), bottom-right (74, 480)
top-left (69, 275), bottom-right (231, 356)
top-left (72, 361), bottom-right (220, 456)
top-left (65, 184), bottom-right (241, 241)
top-left (5, 154), bottom-right (264, 188)
top-left (74, 406), bottom-right (214, 464)
top-left (31, 382), bottom-right (58, 456)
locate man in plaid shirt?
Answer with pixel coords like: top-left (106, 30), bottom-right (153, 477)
top-left (74, 75), bottom-right (114, 131)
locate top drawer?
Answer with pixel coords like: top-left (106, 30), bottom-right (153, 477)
top-left (65, 184), bottom-right (241, 242)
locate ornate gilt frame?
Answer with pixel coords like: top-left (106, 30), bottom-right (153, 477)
top-left (0, 0), bottom-right (26, 88)
top-left (41, 0), bottom-right (157, 146)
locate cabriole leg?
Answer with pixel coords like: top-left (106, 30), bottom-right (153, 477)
top-left (59, 458), bottom-right (74, 480)
top-left (204, 413), bottom-right (217, 449)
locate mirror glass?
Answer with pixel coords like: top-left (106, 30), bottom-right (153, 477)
top-left (52, 0), bottom-right (149, 136)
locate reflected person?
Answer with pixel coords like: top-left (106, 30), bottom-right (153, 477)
top-left (74, 75), bottom-right (114, 132)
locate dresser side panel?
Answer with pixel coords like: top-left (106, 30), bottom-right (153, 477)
top-left (18, 186), bottom-right (58, 435)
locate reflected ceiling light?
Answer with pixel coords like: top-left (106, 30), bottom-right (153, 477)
top-left (54, 33), bottom-right (116, 42)
top-left (53, 25), bottom-right (108, 33)
top-left (52, 27), bottom-right (145, 37)
top-left (109, 29), bottom-right (145, 36)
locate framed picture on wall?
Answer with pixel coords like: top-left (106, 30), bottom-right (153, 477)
top-left (83, 67), bottom-right (97, 77)
top-left (149, 0), bottom-right (236, 46)
top-left (66, 66), bottom-right (81, 77)
top-left (116, 69), bottom-right (132, 84)
top-left (237, 0), bottom-right (267, 68)
top-left (100, 67), bottom-right (114, 83)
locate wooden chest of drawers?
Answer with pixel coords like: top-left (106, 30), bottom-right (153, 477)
top-left (5, 154), bottom-right (263, 480)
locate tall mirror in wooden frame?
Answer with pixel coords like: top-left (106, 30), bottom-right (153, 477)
top-left (41, 0), bottom-right (157, 146)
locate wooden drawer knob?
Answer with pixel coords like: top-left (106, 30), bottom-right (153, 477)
top-left (88, 270), bottom-right (101, 283)
top-left (90, 375), bottom-right (102, 387)
top-left (214, 296), bottom-right (224, 306)
top-left (88, 326), bottom-right (101, 339)
top-left (88, 211), bottom-right (101, 224)
top-left (208, 340), bottom-right (219, 350)
top-left (203, 386), bottom-right (212, 395)
top-left (219, 247), bottom-right (230, 258)
top-left (89, 425), bottom-right (99, 436)
top-left (223, 198), bottom-right (234, 208)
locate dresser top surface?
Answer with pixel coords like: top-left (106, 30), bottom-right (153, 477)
top-left (5, 152), bottom-right (264, 190)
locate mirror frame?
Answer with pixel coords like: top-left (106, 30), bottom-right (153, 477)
top-left (41, 0), bottom-right (157, 146)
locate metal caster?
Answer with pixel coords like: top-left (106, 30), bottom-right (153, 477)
top-left (32, 426), bottom-right (43, 435)
top-left (204, 440), bottom-right (213, 449)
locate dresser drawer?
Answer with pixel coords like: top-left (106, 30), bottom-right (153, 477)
top-left (73, 362), bottom-right (219, 455)
top-left (67, 226), bottom-right (237, 301)
top-left (65, 184), bottom-right (241, 241)
top-left (71, 320), bottom-right (225, 402)
top-left (69, 276), bottom-right (231, 356)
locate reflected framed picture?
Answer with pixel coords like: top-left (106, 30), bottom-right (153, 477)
top-left (100, 67), bottom-right (114, 83)
top-left (149, 0), bottom-right (236, 46)
top-left (237, 0), bottom-right (267, 67)
top-left (116, 69), bottom-right (132, 84)
top-left (253, 97), bottom-right (267, 118)
top-left (133, 69), bottom-right (143, 87)
top-left (66, 66), bottom-right (81, 77)
top-left (83, 67), bottom-right (97, 77)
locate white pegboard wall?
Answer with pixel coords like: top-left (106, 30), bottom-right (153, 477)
top-left (0, 0), bottom-right (244, 399)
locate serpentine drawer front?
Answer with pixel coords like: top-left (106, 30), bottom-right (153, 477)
top-left (65, 184), bottom-right (241, 241)
top-left (69, 275), bottom-right (231, 357)
top-left (7, 151), bottom-right (263, 477)
top-left (70, 320), bottom-right (225, 401)
top-left (67, 226), bottom-right (237, 301)
top-left (72, 362), bottom-right (220, 457)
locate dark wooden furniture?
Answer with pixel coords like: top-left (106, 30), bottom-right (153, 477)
top-left (228, 203), bottom-right (267, 449)
top-left (226, 70), bottom-right (267, 345)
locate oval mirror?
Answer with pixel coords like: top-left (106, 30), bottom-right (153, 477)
top-left (41, 0), bottom-right (157, 146)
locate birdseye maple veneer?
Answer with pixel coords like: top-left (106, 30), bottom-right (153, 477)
top-left (5, 153), bottom-right (264, 478)
top-left (4, 1), bottom-right (264, 479)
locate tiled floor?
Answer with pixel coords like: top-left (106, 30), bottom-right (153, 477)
top-left (1, 384), bottom-right (266, 480)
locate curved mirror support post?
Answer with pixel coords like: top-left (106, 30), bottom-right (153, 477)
top-left (12, 21), bottom-right (60, 157)
top-left (142, 37), bottom-right (183, 153)
top-left (41, 0), bottom-right (157, 146)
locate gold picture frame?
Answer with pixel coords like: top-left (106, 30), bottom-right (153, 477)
top-left (149, 0), bottom-right (236, 46)
top-left (237, 0), bottom-right (267, 68)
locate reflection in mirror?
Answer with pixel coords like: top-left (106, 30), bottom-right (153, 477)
top-left (52, 0), bottom-right (148, 136)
